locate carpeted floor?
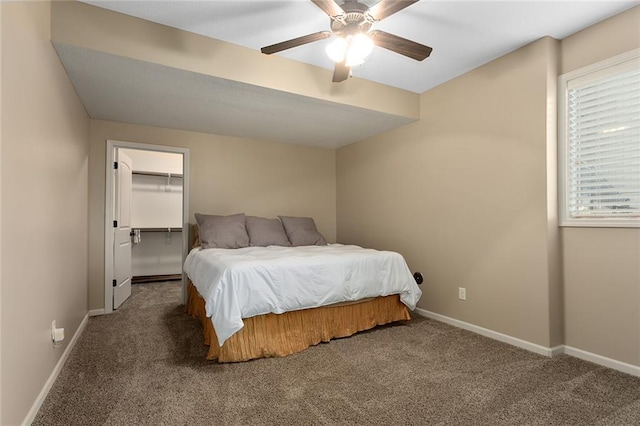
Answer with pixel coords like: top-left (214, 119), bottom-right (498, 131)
top-left (34, 281), bottom-right (640, 425)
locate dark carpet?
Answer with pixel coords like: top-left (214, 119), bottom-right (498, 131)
top-left (34, 281), bottom-right (640, 425)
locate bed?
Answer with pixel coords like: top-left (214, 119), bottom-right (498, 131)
top-left (184, 216), bottom-right (422, 362)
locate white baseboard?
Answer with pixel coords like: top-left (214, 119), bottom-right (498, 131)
top-left (564, 346), bottom-right (640, 378)
top-left (413, 307), bottom-right (556, 357)
top-left (89, 309), bottom-right (105, 317)
top-left (413, 308), bottom-right (640, 377)
top-left (549, 345), bottom-right (565, 357)
top-left (22, 313), bottom-right (89, 425)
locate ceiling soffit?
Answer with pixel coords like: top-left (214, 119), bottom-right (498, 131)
top-left (50, 1), bottom-right (420, 148)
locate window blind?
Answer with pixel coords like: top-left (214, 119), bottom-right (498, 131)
top-left (566, 65), bottom-right (640, 219)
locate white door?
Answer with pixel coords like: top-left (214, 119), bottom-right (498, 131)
top-left (113, 149), bottom-right (133, 309)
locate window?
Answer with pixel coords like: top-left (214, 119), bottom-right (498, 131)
top-left (559, 49), bottom-right (640, 227)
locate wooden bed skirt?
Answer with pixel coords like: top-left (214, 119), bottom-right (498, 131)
top-left (186, 281), bottom-right (411, 362)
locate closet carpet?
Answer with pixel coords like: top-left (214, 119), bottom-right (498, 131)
top-left (34, 281), bottom-right (640, 425)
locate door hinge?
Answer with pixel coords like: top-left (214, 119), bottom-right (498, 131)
top-left (112, 279), bottom-right (117, 287)
top-left (113, 161), bottom-right (118, 169)
top-left (113, 220), bottom-right (118, 228)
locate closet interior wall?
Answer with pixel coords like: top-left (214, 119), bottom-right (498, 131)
top-left (122, 149), bottom-right (183, 281)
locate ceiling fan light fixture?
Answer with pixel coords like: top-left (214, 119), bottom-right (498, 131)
top-left (347, 33), bottom-right (374, 65)
top-left (262, 0), bottom-right (431, 83)
top-left (325, 36), bottom-right (348, 63)
top-left (326, 32), bottom-right (374, 67)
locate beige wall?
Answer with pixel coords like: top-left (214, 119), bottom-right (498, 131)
top-left (89, 120), bottom-right (336, 310)
top-left (1, 2), bottom-right (90, 424)
top-left (337, 6), bottom-right (640, 366)
top-left (563, 229), bottom-right (640, 365)
top-left (337, 37), bottom-right (562, 348)
top-left (0, 3), bottom-right (3, 422)
top-left (561, 7), bottom-right (640, 367)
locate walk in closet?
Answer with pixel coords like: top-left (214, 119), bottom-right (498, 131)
top-left (122, 149), bottom-right (183, 283)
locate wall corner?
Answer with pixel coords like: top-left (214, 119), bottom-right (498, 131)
top-left (544, 36), bottom-right (564, 347)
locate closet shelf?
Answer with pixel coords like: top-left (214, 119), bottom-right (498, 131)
top-left (132, 170), bottom-right (183, 178)
top-left (134, 227), bottom-right (182, 232)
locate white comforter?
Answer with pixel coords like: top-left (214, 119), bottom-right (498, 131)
top-left (183, 244), bottom-right (422, 346)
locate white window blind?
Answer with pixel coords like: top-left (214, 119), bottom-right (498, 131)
top-left (560, 50), bottom-right (640, 227)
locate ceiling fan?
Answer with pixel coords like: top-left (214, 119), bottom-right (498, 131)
top-left (261, 0), bottom-right (433, 83)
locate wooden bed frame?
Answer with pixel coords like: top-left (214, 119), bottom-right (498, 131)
top-left (185, 225), bottom-right (412, 362)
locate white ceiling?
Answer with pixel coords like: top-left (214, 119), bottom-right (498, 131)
top-left (82, 0), bottom-right (637, 93)
top-left (58, 1), bottom-right (637, 148)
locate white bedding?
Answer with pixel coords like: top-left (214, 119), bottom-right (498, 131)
top-left (183, 244), bottom-right (422, 346)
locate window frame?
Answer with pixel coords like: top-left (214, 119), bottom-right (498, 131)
top-left (558, 48), bottom-right (640, 228)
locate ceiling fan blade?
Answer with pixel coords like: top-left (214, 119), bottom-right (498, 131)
top-left (370, 30), bottom-right (432, 61)
top-left (311, 0), bottom-right (344, 18)
top-left (332, 61), bottom-right (350, 82)
top-left (261, 31), bottom-right (333, 55)
top-left (367, 0), bottom-right (419, 21)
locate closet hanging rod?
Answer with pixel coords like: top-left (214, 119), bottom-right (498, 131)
top-left (134, 227), bottom-right (182, 232)
top-left (132, 170), bottom-right (183, 178)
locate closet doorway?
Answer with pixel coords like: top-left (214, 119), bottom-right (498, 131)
top-left (104, 140), bottom-right (190, 314)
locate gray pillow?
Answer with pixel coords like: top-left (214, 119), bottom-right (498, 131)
top-left (278, 216), bottom-right (327, 247)
top-left (246, 216), bottom-right (291, 247)
top-left (194, 213), bottom-right (249, 249)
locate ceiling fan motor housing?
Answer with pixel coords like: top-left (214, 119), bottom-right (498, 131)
top-left (330, 1), bottom-right (374, 35)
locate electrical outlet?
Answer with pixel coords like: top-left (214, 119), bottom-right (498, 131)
top-left (458, 287), bottom-right (466, 301)
top-left (51, 320), bottom-right (64, 347)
